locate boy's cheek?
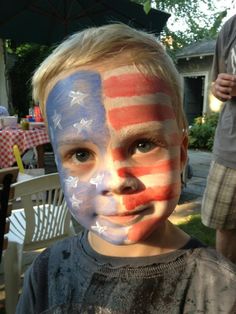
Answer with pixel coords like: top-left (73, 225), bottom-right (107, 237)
top-left (127, 198), bottom-right (178, 243)
top-left (48, 148), bottom-right (90, 220)
top-left (62, 173), bottom-right (98, 225)
top-left (117, 158), bottom-right (180, 178)
top-left (122, 182), bottom-right (181, 211)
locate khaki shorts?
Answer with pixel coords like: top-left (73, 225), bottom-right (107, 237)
top-left (201, 161), bottom-right (236, 229)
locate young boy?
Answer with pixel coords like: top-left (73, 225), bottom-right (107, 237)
top-left (17, 24), bottom-right (236, 313)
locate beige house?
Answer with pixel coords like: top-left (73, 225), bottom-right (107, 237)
top-left (176, 39), bottom-right (222, 125)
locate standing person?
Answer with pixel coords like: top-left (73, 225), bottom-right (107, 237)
top-left (201, 15), bottom-right (236, 263)
top-left (16, 23), bottom-right (236, 313)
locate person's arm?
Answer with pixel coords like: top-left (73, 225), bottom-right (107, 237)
top-left (211, 73), bottom-right (236, 101)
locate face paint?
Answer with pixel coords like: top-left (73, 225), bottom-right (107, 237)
top-left (117, 159), bottom-right (180, 177)
top-left (46, 71), bottom-right (115, 240)
top-left (46, 66), bottom-right (184, 246)
top-left (108, 104), bottom-right (175, 131)
top-left (103, 71), bottom-right (170, 97)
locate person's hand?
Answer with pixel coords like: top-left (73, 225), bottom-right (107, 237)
top-left (212, 73), bottom-right (236, 101)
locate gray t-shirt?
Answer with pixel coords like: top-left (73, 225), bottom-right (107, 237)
top-left (212, 14), bottom-right (236, 168)
top-left (16, 231), bottom-right (236, 313)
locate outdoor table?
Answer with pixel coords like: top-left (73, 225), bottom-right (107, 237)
top-left (0, 127), bottom-right (50, 168)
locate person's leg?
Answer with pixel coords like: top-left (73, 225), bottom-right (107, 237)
top-left (202, 161), bottom-right (236, 263)
top-left (216, 229), bottom-right (236, 264)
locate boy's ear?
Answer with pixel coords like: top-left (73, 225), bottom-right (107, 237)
top-left (180, 134), bottom-right (188, 171)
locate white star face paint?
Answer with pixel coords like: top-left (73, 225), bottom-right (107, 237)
top-left (91, 221), bottom-right (108, 234)
top-left (89, 173), bottom-right (105, 188)
top-left (46, 70), bottom-right (122, 243)
top-left (73, 118), bottom-right (93, 134)
top-left (69, 90), bottom-right (88, 106)
top-left (52, 111), bottom-right (62, 130)
top-left (71, 194), bottom-right (83, 208)
top-left (65, 176), bottom-right (80, 190)
top-left (46, 67), bottom-right (185, 246)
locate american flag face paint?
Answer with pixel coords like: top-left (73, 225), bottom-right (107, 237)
top-left (46, 66), bottom-right (185, 245)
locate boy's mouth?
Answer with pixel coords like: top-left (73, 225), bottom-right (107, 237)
top-left (103, 214), bottom-right (141, 225)
top-left (100, 205), bottom-right (153, 226)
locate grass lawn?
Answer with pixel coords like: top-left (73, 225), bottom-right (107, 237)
top-left (178, 213), bottom-right (216, 247)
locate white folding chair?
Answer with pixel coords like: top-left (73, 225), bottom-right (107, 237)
top-left (0, 167), bottom-right (18, 262)
top-left (3, 173), bottom-right (75, 314)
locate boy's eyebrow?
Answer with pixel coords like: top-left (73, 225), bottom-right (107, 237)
top-left (57, 121), bottom-right (178, 145)
top-left (57, 137), bottom-right (90, 147)
top-left (114, 121), bottom-right (181, 146)
top-left (116, 122), bottom-right (170, 140)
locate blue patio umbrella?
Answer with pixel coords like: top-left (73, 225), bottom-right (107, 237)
top-left (0, 0), bottom-right (170, 45)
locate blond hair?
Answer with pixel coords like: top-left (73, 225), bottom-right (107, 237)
top-left (32, 23), bottom-right (187, 131)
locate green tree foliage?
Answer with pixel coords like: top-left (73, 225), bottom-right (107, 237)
top-left (5, 0), bottom-right (231, 116)
top-left (132, 0), bottom-right (229, 58)
top-left (6, 42), bottom-right (51, 117)
top-left (188, 113), bottom-right (219, 151)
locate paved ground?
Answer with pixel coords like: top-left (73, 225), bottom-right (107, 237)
top-left (171, 149), bottom-right (212, 224)
top-left (184, 150), bottom-right (212, 197)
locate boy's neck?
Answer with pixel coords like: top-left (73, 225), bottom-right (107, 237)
top-left (88, 221), bottom-right (190, 258)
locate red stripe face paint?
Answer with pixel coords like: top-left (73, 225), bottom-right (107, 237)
top-left (103, 72), bottom-right (171, 98)
top-left (123, 184), bottom-right (180, 211)
top-left (111, 133), bottom-right (181, 162)
top-left (101, 66), bottom-right (184, 245)
top-left (117, 158), bottom-right (179, 177)
top-left (108, 104), bottom-right (175, 131)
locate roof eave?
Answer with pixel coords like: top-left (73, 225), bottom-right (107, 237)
top-left (176, 52), bottom-right (214, 60)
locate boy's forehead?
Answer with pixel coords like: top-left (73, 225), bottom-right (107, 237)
top-left (46, 64), bottom-right (176, 133)
top-left (102, 65), bottom-right (171, 107)
top-left (46, 65), bottom-right (178, 145)
top-left (46, 64), bottom-right (171, 111)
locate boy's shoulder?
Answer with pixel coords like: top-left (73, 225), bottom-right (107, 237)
top-left (193, 246), bottom-right (236, 280)
top-left (194, 245), bottom-right (236, 270)
top-left (184, 247), bottom-right (236, 312)
top-left (35, 233), bottom-right (82, 262)
top-left (181, 245), bottom-right (236, 307)
top-left (31, 234), bottom-right (83, 277)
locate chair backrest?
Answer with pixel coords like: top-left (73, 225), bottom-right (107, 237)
top-left (10, 173), bottom-right (73, 251)
top-left (0, 167), bottom-right (18, 262)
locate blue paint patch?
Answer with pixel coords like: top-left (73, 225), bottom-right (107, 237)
top-left (46, 70), bottom-right (108, 146)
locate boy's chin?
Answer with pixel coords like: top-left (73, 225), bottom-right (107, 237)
top-left (89, 228), bottom-right (155, 247)
top-left (91, 230), bottom-right (129, 246)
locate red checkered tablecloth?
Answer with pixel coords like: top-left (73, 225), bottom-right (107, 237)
top-left (0, 128), bottom-right (50, 168)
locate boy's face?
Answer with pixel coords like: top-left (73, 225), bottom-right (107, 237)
top-left (46, 65), bottom-right (186, 245)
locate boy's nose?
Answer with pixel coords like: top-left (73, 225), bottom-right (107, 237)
top-left (100, 162), bottom-right (139, 196)
top-left (102, 175), bottom-right (139, 196)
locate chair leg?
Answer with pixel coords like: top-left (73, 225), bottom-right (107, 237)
top-left (4, 242), bottom-right (23, 314)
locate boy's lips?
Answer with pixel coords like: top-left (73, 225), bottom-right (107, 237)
top-left (100, 205), bottom-right (153, 226)
top-left (103, 214), bottom-right (140, 225)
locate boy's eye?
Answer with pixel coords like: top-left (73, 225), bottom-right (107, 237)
top-left (133, 140), bottom-right (156, 154)
top-left (73, 150), bottom-right (93, 163)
